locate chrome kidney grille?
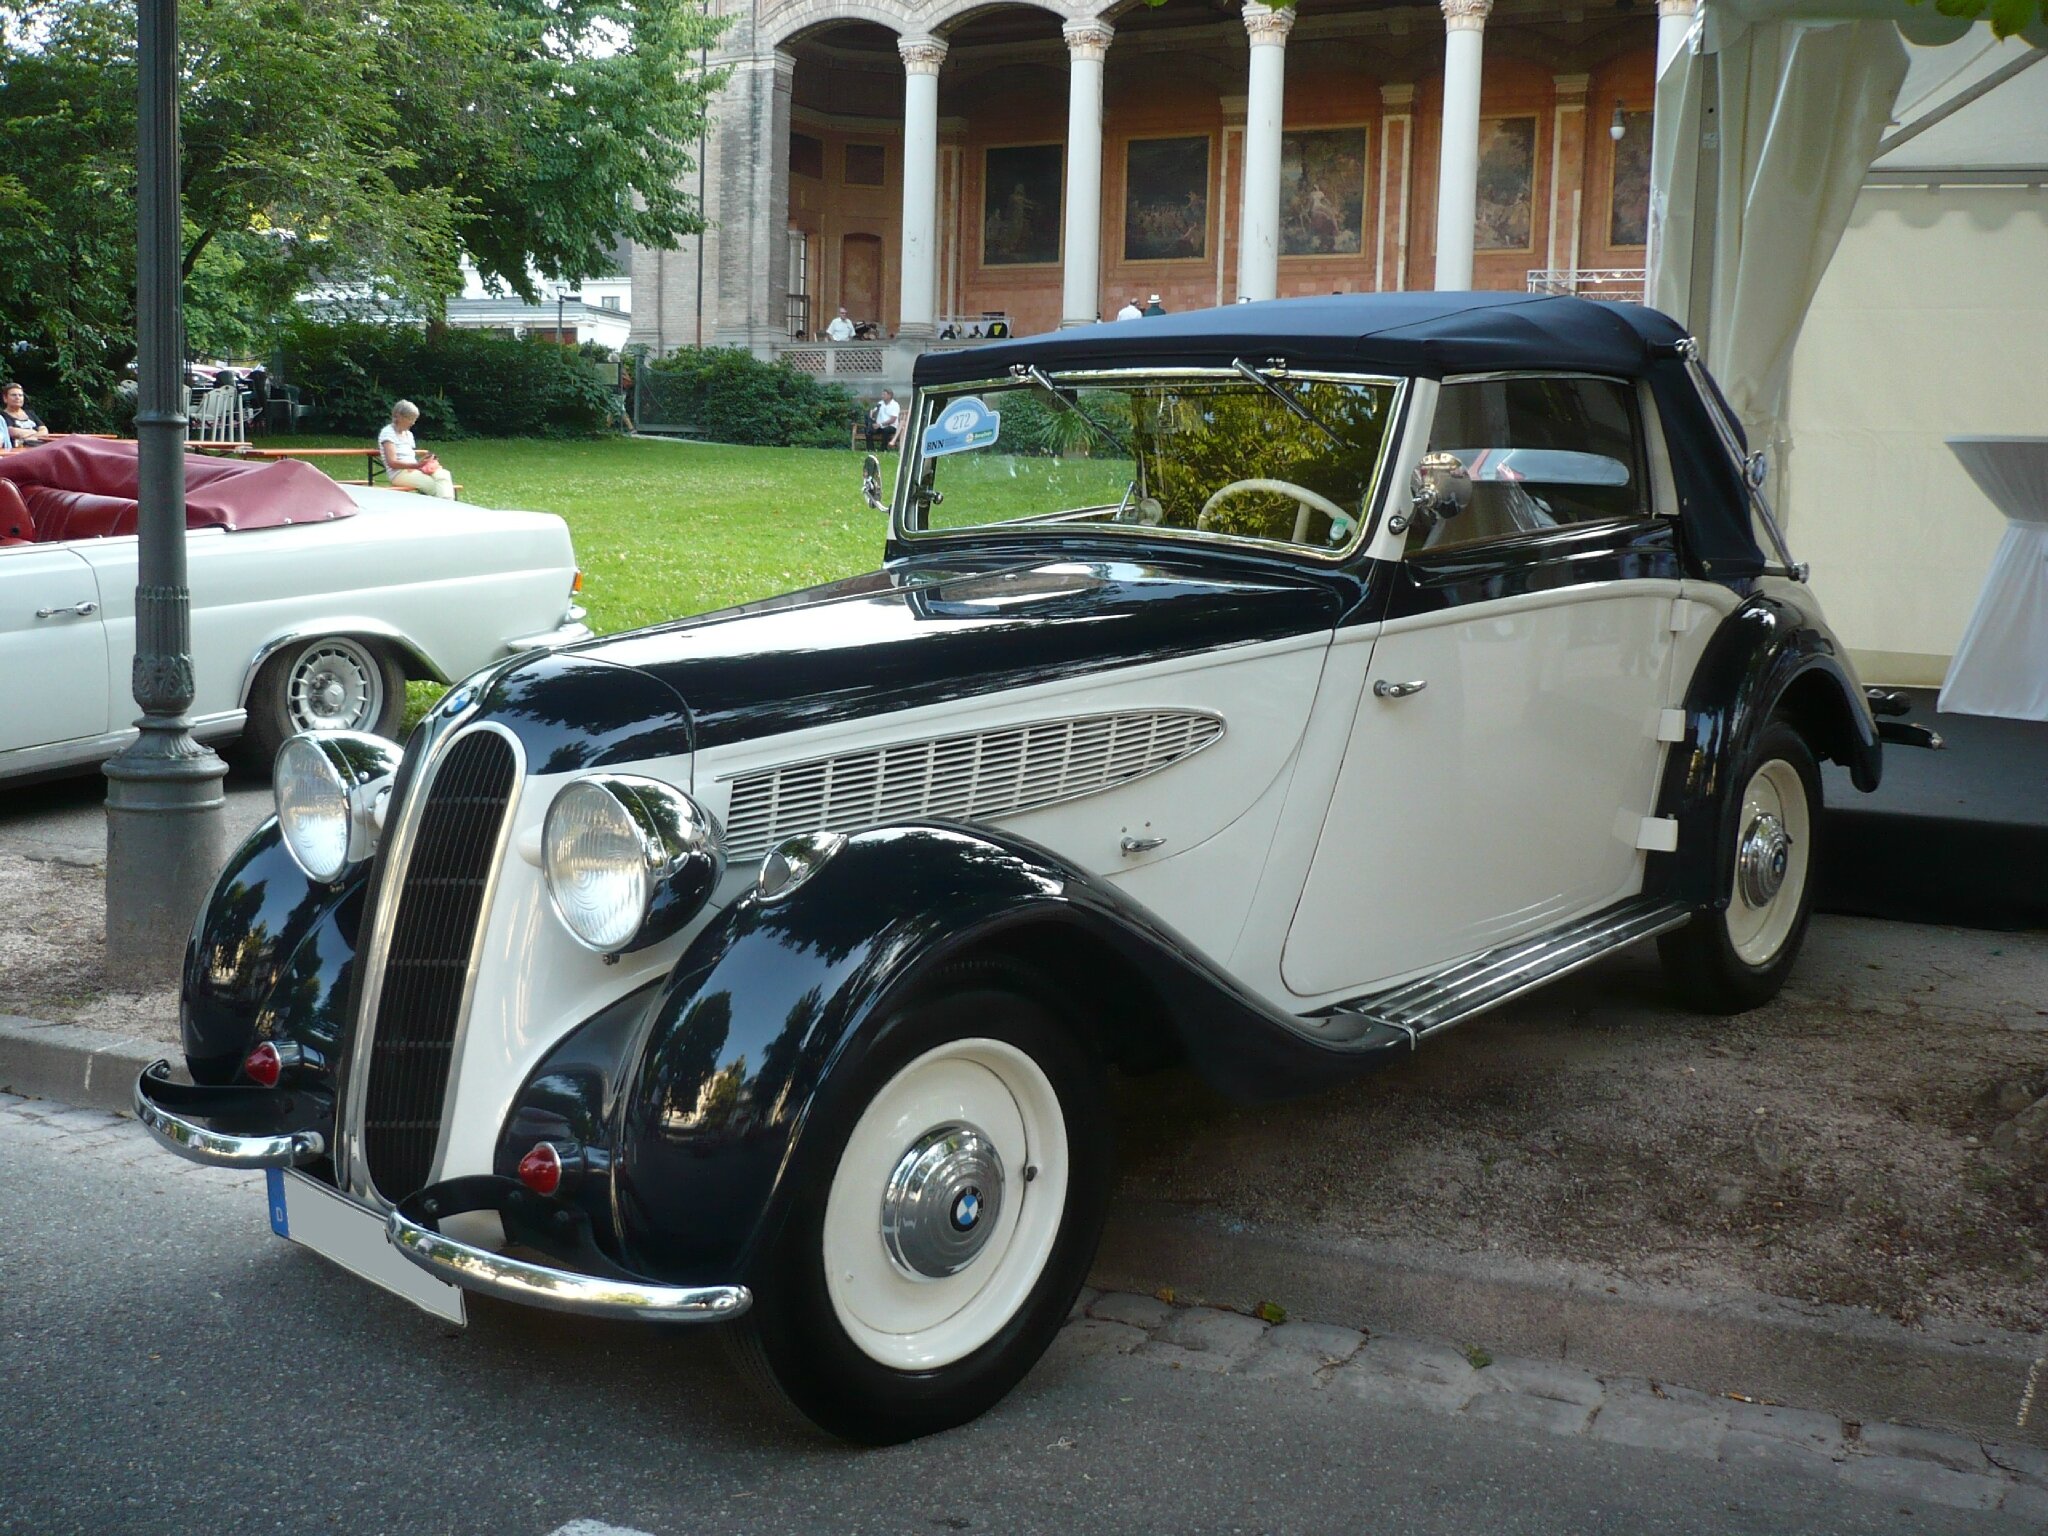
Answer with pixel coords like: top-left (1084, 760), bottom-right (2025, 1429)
top-left (360, 728), bottom-right (518, 1199)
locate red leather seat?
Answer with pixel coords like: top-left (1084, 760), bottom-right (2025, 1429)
top-left (22, 487), bottom-right (139, 542)
top-left (0, 478), bottom-right (32, 542)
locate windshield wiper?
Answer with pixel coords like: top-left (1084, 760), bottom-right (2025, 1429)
top-left (1018, 364), bottom-right (1131, 455)
top-left (1230, 357), bottom-right (1348, 453)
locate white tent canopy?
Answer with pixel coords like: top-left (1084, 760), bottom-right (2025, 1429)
top-left (1648, 1), bottom-right (2046, 482)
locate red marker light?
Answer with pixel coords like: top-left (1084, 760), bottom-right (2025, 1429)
top-left (517, 1142), bottom-right (564, 1197)
top-left (243, 1041), bottom-right (283, 1088)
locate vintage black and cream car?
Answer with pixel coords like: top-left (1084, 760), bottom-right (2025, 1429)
top-left (136, 292), bottom-right (1909, 1443)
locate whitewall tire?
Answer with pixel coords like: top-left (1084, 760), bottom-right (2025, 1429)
top-left (731, 961), bottom-right (1110, 1443)
top-left (1659, 720), bottom-right (1821, 1013)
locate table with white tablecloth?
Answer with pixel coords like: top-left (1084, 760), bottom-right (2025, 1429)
top-left (1938, 436), bottom-right (2048, 723)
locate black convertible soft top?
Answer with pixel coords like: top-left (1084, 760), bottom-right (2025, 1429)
top-left (910, 292), bottom-right (1763, 578)
top-left (912, 291), bottom-right (1682, 387)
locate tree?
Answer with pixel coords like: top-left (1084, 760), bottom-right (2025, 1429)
top-left (0, 0), bottom-right (724, 426)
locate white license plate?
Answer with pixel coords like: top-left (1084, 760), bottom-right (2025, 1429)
top-left (267, 1168), bottom-right (466, 1326)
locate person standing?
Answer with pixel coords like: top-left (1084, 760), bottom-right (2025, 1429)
top-left (1143, 294), bottom-right (1166, 317)
top-left (1116, 297), bottom-right (1142, 321)
top-left (825, 307), bottom-right (857, 342)
top-left (378, 400), bottom-right (455, 499)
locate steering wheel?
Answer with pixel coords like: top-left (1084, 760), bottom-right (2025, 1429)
top-left (1197, 478), bottom-right (1353, 544)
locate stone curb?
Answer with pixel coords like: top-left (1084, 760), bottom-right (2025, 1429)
top-left (0, 1015), bottom-right (160, 1118)
top-left (1095, 1202), bottom-right (2048, 1451)
top-left (8, 1014), bottom-right (2045, 1457)
top-left (1068, 1285), bottom-right (2048, 1520)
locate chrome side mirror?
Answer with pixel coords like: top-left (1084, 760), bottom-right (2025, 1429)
top-left (1745, 449), bottom-right (1769, 490)
top-left (861, 453), bottom-right (887, 513)
top-left (1404, 451), bottom-right (1473, 533)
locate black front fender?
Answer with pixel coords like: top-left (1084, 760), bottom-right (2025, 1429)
top-left (610, 823), bottom-right (1396, 1287)
top-left (1652, 593), bottom-right (1880, 908)
top-left (182, 819), bottom-right (366, 1085)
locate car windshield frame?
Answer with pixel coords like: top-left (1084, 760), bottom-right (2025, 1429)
top-left (892, 366), bottom-right (1409, 564)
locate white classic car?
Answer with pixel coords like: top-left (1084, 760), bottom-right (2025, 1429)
top-left (136, 294), bottom-right (1933, 1445)
top-left (0, 439), bottom-right (587, 782)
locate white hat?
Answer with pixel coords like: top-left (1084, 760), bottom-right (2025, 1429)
top-left (1148, 294), bottom-right (1162, 304)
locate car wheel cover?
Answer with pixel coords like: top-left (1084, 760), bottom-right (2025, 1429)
top-left (287, 639), bottom-right (381, 733)
top-left (821, 1036), bottom-right (1068, 1371)
top-left (1725, 757), bottom-right (1810, 967)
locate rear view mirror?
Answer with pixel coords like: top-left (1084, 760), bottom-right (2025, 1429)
top-left (861, 453), bottom-right (887, 513)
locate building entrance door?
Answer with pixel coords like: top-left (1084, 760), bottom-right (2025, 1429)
top-left (840, 233), bottom-right (882, 331)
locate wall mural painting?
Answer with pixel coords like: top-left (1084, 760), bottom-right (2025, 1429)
top-left (982, 144), bottom-right (1064, 266)
top-left (1608, 112), bottom-right (1655, 247)
top-left (1473, 116), bottom-right (1538, 252)
top-left (1124, 136), bottom-right (1210, 262)
top-left (1280, 128), bottom-right (1368, 257)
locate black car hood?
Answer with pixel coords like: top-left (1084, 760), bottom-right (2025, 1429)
top-left (569, 556), bottom-right (1346, 751)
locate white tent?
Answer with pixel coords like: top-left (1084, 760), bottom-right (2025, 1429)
top-left (1649, 4), bottom-right (2048, 701)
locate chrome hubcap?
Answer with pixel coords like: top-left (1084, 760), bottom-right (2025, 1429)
top-left (880, 1123), bottom-right (1004, 1280)
top-left (1737, 811), bottom-right (1793, 907)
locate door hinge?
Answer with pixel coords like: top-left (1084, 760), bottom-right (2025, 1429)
top-left (1667, 598), bottom-right (1696, 634)
top-left (1656, 709), bottom-right (1687, 743)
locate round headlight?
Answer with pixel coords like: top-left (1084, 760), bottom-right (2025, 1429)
top-left (275, 736), bottom-right (352, 882)
top-left (544, 780), bottom-right (652, 953)
top-left (542, 775), bottom-right (722, 955)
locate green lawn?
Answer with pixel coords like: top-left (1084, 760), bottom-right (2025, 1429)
top-left (293, 434), bottom-right (895, 634)
top-left (284, 433), bottom-right (894, 725)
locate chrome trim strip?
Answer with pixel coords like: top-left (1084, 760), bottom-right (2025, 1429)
top-left (500, 614), bottom-right (593, 654)
top-left (133, 1062), bottom-right (326, 1168)
top-left (0, 710), bottom-right (244, 778)
top-left (386, 1211), bottom-right (752, 1322)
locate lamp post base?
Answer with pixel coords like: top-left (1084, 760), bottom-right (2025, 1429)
top-left (103, 720), bottom-right (230, 988)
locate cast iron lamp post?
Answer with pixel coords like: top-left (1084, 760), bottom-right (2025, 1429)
top-left (103, 0), bottom-right (230, 985)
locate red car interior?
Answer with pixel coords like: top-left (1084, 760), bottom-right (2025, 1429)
top-left (0, 439), bottom-right (356, 545)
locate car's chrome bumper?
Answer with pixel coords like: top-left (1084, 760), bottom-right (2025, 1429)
top-left (503, 606), bottom-right (591, 654)
top-left (386, 1208), bottom-right (751, 1322)
top-left (134, 1060), bottom-right (329, 1168)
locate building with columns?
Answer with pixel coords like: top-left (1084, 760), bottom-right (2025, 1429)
top-left (629, 0), bottom-right (1694, 374)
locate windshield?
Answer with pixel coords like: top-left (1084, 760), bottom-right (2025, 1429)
top-left (899, 371), bottom-right (1401, 555)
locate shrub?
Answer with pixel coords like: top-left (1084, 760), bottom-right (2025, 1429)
top-left (279, 321), bottom-right (620, 438)
top-left (642, 347), bottom-right (858, 448)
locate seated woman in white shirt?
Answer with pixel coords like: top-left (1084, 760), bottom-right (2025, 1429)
top-left (377, 400), bottom-right (455, 499)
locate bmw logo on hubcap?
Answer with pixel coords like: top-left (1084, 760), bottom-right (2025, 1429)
top-left (952, 1188), bottom-right (982, 1232)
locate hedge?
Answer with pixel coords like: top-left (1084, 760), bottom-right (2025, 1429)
top-left (640, 347), bottom-right (859, 448)
top-left (280, 321), bottom-right (620, 438)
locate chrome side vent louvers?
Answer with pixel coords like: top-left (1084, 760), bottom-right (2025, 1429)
top-left (721, 709), bottom-right (1223, 861)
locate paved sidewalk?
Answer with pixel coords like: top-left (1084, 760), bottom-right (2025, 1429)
top-left (10, 1088), bottom-right (2048, 1528)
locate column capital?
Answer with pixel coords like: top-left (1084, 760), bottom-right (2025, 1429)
top-left (1380, 82), bottom-right (1415, 109)
top-left (898, 34), bottom-right (947, 74)
top-left (1242, 2), bottom-right (1296, 46)
top-left (1440, 0), bottom-right (1492, 32)
top-left (1062, 18), bottom-right (1114, 60)
top-left (1656, 0), bottom-right (1695, 17)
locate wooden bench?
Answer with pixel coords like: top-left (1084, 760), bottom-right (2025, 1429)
top-left (241, 446), bottom-right (460, 497)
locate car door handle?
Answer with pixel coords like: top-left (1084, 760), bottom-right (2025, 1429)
top-left (1373, 679), bottom-right (1426, 699)
top-left (35, 601), bottom-right (99, 619)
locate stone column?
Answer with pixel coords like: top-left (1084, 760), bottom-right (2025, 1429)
top-left (712, 50), bottom-right (793, 350)
top-left (1433, 0), bottom-right (1492, 291)
top-left (897, 35), bottom-right (947, 340)
top-left (1061, 19), bottom-right (1114, 327)
top-left (1235, 1), bottom-right (1295, 303)
top-left (1657, 0), bottom-right (1696, 77)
